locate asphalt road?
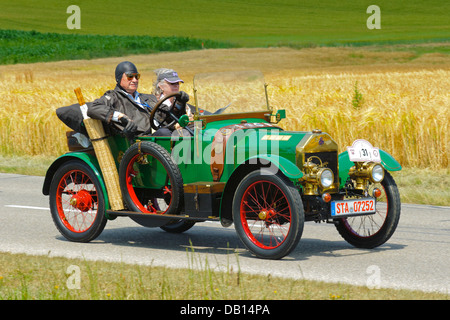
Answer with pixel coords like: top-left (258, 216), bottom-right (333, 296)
top-left (0, 173), bottom-right (449, 294)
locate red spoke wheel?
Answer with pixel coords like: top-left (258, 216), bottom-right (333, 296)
top-left (49, 160), bottom-right (107, 242)
top-left (119, 141), bottom-right (183, 228)
top-left (335, 171), bottom-right (401, 248)
top-left (233, 170), bottom-right (304, 259)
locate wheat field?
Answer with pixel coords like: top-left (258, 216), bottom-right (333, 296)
top-left (0, 47), bottom-right (448, 169)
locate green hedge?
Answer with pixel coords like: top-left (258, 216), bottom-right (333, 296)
top-left (0, 29), bottom-right (235, 65)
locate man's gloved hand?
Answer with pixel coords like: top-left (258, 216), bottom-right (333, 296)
top-left (119, 114), bottom-right (138, 137)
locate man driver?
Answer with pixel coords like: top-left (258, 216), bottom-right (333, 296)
top-left (87, 61), bottom-right (158, 137)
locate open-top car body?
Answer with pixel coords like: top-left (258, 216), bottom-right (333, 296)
top-left (43, 71), bottom-right (402, 259)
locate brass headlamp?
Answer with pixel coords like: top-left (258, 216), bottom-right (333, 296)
top-left (348, 162), bottom-right (385, 190)
top-left (300, 156), bottom-right (334, 195)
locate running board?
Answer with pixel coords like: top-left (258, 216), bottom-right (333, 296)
top-left (106, 210), bottom-right (220, 222)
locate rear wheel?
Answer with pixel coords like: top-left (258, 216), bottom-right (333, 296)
top-left (49, 160), bottom-right (107, 242)
top-left (160, 219), bottom-right (196, 233)
top-left (233, 170), bottom-right (304, 259)
top-left (335, 171), bottom-right (401, 248)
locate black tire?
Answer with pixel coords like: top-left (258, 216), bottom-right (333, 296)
top-left (232, 169), bottom-right (304, 259)
top-left (160, 220), bottom-right (196, 233)
top-left (119, 141), bottom-right (184, 224)
top-left (335, 171), bottom-right (401, 248)
top-left (49, 160), bottom-right (107, 242)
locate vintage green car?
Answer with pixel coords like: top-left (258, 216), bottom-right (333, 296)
top-left (42, 71), bottom-right (401, 259)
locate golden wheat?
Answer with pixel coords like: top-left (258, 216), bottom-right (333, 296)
top-left (0, 47), bottom-right (448, 169)
top-left (270, 70), bottom-right (449, 168)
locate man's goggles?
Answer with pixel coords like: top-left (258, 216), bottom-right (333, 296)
top-left (125, 72), bottom-right (140, 80)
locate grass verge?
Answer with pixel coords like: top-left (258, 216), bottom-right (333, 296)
top-left (0, 251), bottom-right (447, 300)
top-left (391, 168), bottom-right (450, 207)
top-left (0, 155), bottom-right (54, 177)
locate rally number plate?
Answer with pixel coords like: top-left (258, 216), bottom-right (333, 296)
top-left (331, 198), bottom-right (376, 217)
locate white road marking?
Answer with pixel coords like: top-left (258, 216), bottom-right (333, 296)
top-left (5, 205), bottom-right (49, 211)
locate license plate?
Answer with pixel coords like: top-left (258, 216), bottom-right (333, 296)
top-left (331, 198), bottom-right (376, 217)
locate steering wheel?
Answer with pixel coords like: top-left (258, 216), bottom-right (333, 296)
top-left (149, 92), bottom-right (193, 135)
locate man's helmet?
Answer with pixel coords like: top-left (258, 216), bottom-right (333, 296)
top-left (115, 61), bottom-right (138, 83)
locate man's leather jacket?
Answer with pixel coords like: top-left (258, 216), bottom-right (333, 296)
top-left (87, 85), bottom-right (159, 136)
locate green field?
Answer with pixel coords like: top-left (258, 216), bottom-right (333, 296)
top-left (0, 29), bottom-right (232, 64)
top-left (1, 0), bottom-right (449, 47)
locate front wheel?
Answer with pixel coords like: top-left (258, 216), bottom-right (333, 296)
top-left (232, 170), bottom-right (304, 259)
top-left (49, 160), bottom-right (107, 242)
top-left (335, 171), bottom-right (401, 248)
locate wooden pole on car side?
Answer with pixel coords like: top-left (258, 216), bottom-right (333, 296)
top-left (74, 87), bottom-right (124, 211)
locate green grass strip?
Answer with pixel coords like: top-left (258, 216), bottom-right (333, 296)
top-left (0, 29), bottom-right (235, 65)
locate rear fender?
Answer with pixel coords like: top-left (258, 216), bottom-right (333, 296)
top-left (42, 152), bottom-right (110, 210)
top-left (338, 149), bottom-right (402, 187)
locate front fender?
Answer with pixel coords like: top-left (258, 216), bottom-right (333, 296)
top-left (338, 149), bottom-right (402, 187)
top-left (42, 152), bottom-right (109, 209)
top-left (218, 154), bottom-right (302, 226)
top-left (245, 154), bottom-right (303, 180)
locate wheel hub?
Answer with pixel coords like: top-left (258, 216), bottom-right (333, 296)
top-left (258, 209), bottom-right (276, 221)
top-left (258, 210), bottom-right (268, 220)
top-left (70, 190), bottom-right (93, 212)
